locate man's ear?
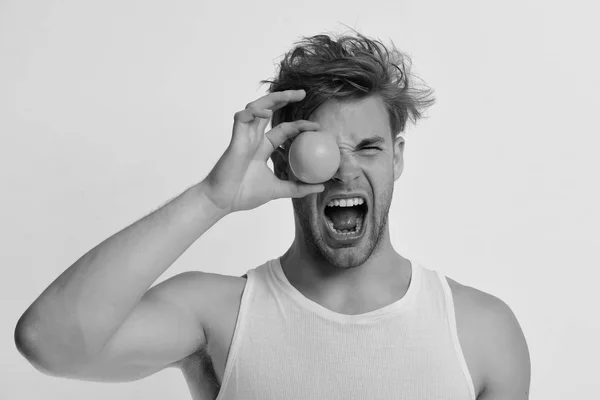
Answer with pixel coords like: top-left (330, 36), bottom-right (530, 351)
top-left (271, 147), bottom-right (290, 181)
top-left (393, 135), bottom-right (405, 181)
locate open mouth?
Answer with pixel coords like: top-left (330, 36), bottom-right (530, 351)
top-left (323, 197), bottom-right (368, 239)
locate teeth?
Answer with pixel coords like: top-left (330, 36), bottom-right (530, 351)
top-left (325, 216), bottom-right (364, 236)
top-left (327, 197), bottom-right (365, 208)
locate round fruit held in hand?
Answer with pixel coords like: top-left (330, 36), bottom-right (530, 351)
top-left (288, 131), bottom-right (341, 184)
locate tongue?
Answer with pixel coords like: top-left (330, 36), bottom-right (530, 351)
top-left (327, 207), bottom-right (361, 230)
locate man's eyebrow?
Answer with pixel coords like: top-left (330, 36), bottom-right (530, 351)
top-left (356, 136), bottom-right (386, 148)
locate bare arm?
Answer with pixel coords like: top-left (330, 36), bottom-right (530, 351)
top-left (476, 297), bottom-right (531, 399)
top-left (14, 89), bottom-right (324, 381)
top-left (14, 182), bottom-right (227, 375)
top-left (451, 278), bottom-right (531, 399)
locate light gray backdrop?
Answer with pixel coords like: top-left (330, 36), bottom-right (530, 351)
top-left (2, 0), bottom-right (598, 398)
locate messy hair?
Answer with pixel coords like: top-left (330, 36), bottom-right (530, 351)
top-left (260, 30), bottom-right (436, 139)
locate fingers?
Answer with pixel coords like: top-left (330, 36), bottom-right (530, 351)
top-left (272, 180), bottom-right (325, 200)
top-left (233, 89), bottom-right (308, 136)
top-left (265, 120), bottom-right (320, 151)
top-left (245, 89), bottom-right (307, 113)
top-left (233, 107), bottom-right (273, 124)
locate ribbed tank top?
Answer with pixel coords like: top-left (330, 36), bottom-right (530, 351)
top-left (215, 257), bottom-right (476, 400)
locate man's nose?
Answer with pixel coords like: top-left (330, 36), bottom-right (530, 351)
top-left (331, 152), bottom-right (359, 184)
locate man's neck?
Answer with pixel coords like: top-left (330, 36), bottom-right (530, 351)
top-left (279, 233), bottom-right (412, 314)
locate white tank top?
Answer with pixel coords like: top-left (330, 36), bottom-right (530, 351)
top-left (215, 257), bottom-right (476, 400)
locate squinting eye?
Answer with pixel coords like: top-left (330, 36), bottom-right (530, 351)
top-left (362, 147), bottom-right (381, 151)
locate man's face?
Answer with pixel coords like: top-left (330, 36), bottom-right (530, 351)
top-left (287, 95), bottom-right (405, 269)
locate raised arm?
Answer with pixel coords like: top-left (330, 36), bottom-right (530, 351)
top-left (14, 89), bottom-right (324, 381)
top-left (14, 183), bottom-right (228, 378)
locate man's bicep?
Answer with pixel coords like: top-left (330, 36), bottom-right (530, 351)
top-left (59, 272), bottom-right (211, 382)
top-left (478, 297), bottom-right (531, 399)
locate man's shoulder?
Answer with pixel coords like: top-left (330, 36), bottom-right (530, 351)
top-left (445, 276), bottom-right (531, 399)
top-left (446, 277), bottom-right (509, 316)
top-left (446, 277), bottom-right (523, 356)
top-left (157, 271), bottom-right (248, 322)
top-left (445, 277), bottom-right (524, 337)
top-left (160, 270), bottom-right (247, 291)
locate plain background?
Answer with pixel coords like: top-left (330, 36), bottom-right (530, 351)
top-left (2, 0), bottom-right (599, 398)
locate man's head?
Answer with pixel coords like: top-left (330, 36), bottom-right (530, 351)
top-left (265, 31), bottom-right (435, 269)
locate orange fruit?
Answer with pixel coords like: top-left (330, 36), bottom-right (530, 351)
top-left (288, 131), bottom-right (340, 184)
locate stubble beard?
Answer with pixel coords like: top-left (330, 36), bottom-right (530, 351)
top-left (291, 184), bottom-right (393, 270)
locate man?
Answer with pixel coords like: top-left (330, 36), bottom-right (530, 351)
top-left (15, 31), bottom-right (530, 399)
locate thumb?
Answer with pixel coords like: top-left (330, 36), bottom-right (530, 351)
top-left (273, 180), bottom-right (325, 200)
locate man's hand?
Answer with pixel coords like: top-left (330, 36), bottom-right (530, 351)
top-left (204, 89), bottom-right (325, 214)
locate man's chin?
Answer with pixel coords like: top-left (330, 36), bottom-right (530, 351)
top-left (321, 247), bottom-right (370, 270)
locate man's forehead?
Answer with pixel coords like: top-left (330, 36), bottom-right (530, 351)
top-left (309, 96), bottom-right (391, 141)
